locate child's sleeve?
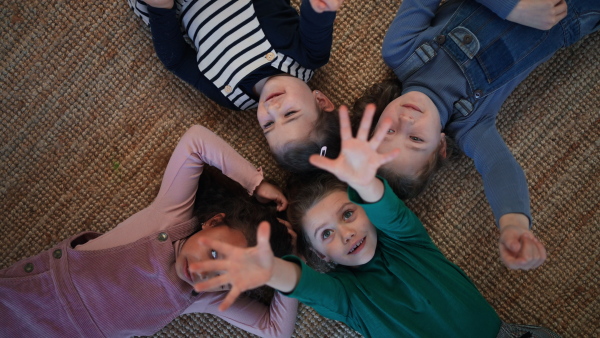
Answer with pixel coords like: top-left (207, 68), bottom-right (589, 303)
top-left (475, 0), bottom-right (520, 20)
top-left (281, 256), bottom-right (352, 324)
top-left (183, 291), bottom-right (298, 338)
top-left (349, 179), bottom-right (432, 243)
top-left (295, 0), bottom-right (336, 68)
top-left (147, 7), bottom-right (239, 110)
top-left (381, 0), bottom-right (440, 71)
top-left (153, 125), bottom-right (263, 217)
top-left (78, 125), bottom-right (263, 249)
top-left (459, 119), bottom-right (531, 226)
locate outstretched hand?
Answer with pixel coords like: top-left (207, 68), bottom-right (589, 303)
top-left (254, 181), bottom-right (288, 211)
top-left (506, 0), bottom-right (567, 30)
top-left (190, 222), bottom-right (275, 311)
top-left (309, 104), bottom-right (399, 202)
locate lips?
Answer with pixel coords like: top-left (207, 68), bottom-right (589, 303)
top-left (402, 104), bottom-right (422, 112)
top-left (265, 92), bottom-right (283, 102)
top-left (348, 237), bottom-right (365, 254)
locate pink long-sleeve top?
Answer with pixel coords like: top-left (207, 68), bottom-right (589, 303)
top-left (0, 125), bottom-right (298, 337)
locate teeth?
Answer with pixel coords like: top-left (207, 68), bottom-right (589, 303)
top-left (348, 238), bottom-right (364, 253)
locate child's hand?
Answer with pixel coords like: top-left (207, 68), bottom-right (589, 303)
top-left (309, 104), bottom-right (400, 202)
top-left (506, 0), bottom-right (567, 30)
top-left (190, 222), bottom-right (275, 311)
top-left (278, 218), bottom-right (298, 256)
top-left (255, 181), bottom-right (288, 211)
top-left (309, 0), bottom-right (344, 13)
top-left (144, 0), bottom-right (174, 9)
top-left (498, 214), bottom-right (547, 270)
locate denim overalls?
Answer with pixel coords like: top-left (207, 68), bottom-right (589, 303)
top-left (395, 0), bottom-right (600, 117)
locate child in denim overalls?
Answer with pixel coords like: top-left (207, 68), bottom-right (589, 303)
top-left (343, 0), bottom-right (599, 271)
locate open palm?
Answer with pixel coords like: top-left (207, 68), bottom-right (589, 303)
top-left (309, 104), bottom-right (399, 189)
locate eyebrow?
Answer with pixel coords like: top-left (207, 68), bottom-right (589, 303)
top-left (263, 113), bottom-right (302, 135)
top-left (312, 201), bottom-right (354, 239)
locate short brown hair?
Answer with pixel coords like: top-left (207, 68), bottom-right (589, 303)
top-left (353, 79), bottom-right (455, 199)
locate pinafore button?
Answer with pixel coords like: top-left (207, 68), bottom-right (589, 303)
top-left (53, 249), bottom-right (62, 259)
top-left (24, 263), bottom-right (34, 273)
top-left (462, 34), bottom-right (473, 44)
top-left (474, 90), bottom-right (483, 99)
top-left (435, 35), bottom-right (446, 44)
top-left (158, 232), bottom-right (169, 242)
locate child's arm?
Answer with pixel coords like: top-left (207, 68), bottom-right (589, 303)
top-left (182, 291), bottom-right (298, 338)
top-left (309, 105), bottom-right (400, 203)
top-left (477, 0), bottom-right (568, 30)
top-left (190, 222), bottom-right (302, 310)
top-left (144, 4), bottom-right (239, 110)
top-left (293, 0), bottom-right (337, 68)
top-left (381, 0), bottom-right (442, 72)
top-left (78, 125), bottom-right (267, 249)
top-left (460, 120), bottom-right (547, 270)
top-left (190, 222), bottom-right (353, 322)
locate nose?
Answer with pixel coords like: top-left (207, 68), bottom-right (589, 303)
top-left (340, 225), bottom-right (356, 243)
top-left (397, 115), bottom-right (414, 133)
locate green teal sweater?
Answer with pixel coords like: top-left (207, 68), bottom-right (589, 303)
top-left (284, 180), bottom-right (501, 337)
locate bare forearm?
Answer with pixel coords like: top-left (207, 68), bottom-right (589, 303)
top-left (351, 178), bottom-right (385, 203)
top-left (267, 258), bottom-right (302, 293)
top-left (499, 213), bottom-right (530, 231)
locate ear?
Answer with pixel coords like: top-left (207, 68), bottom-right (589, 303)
top-left (202, 213), bottom-right (226, 229)
top-left (310, 247), bottom-right (329, 262)
top-left (313, 90), bottom-right (335, 112)
top-left (438, 133), bottom-right (447, 159)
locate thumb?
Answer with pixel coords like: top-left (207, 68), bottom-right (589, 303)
top-left (257, 221), bottom-right (271, 248)
top-left (309, 154), bottom-right (335, 172)
top-left (501, 233), bottom-right (521, 253)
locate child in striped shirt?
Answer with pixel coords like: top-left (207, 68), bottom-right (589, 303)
top-left (129, 0), bottom-right (341, 172)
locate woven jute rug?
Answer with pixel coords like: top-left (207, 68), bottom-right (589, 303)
top-left (1, 0), bottom-right (598, 336)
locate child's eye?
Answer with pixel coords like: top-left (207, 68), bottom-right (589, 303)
top-left (387, 129), bottom-right (395, 134)
top-left (322, 229), bottom-right (332, 240)
top-left (284, 111), bottom-right (297, 117)
top-left (343, 210), bottom-right (354, 221)
top-left (410, 136), bottom-right (423, 142)
top-left (262, 121), bottom-right (273, 129)
top-left (210, 250), bottom-right (218, 259)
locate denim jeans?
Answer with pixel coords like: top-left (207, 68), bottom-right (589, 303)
top-left (438, 0), bottom-right (600, 101)
top-left (394, 0), bottom-right (600, 108)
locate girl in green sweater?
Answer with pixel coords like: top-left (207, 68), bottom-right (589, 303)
top-left (186, 106), bottom-right (558, 337)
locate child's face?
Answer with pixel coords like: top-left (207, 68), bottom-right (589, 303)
top-left (375, 91), bottom-right (445, 177)
top-left (256, 76), bottom-right (322, 152)
top-left (303, 190), bottom-right (378, 266)
top-left (176, 215), bottom-right (247, 291)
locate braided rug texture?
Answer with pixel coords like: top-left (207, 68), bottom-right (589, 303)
top-left (1, 0), bottom-right (598, 336)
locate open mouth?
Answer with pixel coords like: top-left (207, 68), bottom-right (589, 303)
top-left (348, 237), bottom-right (365, 254)
top-left (265, 92), bottom-right (283, 102)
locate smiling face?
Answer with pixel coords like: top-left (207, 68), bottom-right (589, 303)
top-left (303, 190), bottom-right (378, 266)
top-left (256, 75), bottom-right (334, 153)
top-left (175, 214), bottom-right (248, 291)
top-left (375, 91), bottom-right (445, 177)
